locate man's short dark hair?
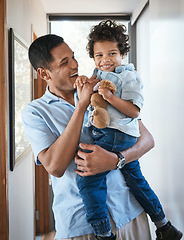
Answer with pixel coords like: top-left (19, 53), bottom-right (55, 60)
top-left (28, 34), bottom-right (64, 70)
top-left (87, 19), bottom-right (130, 58)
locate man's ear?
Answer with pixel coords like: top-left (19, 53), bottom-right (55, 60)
top-left (37, 68), bottom-right (51, 81)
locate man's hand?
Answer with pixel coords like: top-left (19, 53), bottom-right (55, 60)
top-left (74, 75), bottom-right (88, 88)
top-left (75, 143), bottom-right (118, 176)
top-left (74, 75), bottom-right (99, 107)
top-left (74, 75), bottom-right (89, 100)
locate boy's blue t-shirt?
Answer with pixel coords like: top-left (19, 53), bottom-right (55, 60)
top-left (87, 63), bottom-right (144, 137)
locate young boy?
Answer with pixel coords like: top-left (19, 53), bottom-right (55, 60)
top-left (75, 20), bottom-right (183, 240)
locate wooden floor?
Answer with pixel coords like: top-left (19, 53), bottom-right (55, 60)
top-left (41, 231), bottom-right (56, 240)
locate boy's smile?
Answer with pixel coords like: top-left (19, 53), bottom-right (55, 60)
top-left (93, 41), bottom-right (124, 72)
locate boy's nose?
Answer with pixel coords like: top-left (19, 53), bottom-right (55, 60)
top-left (101, 57), bottom-right (110, 64)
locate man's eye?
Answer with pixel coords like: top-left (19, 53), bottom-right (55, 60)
top-left (61, 61), bottom-right (68, 66)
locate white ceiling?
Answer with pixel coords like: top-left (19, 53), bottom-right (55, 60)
top-left (40, 0), bottom-right (140, 15)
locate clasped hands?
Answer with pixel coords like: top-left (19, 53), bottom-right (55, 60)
top-left (74, 75), bottom-right (113, 102)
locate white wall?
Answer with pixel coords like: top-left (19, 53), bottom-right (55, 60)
top-left (136, 0), bottom-right (184, 238)
top-left (7, 0), bottom-right (47, 43)
top-left (7, 0), bottom-right (47, 239)
top-left (8, 150), bottom-right (35, 240)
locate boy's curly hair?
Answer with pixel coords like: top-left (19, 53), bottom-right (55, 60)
top-left (87, 19), bottom-right (130, 58)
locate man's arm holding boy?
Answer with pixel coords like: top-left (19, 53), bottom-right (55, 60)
top-left (75, 120), bottom-right (154, 176)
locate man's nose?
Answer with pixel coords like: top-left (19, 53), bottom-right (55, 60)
top-left (70, 58), bottom-right (78, 68)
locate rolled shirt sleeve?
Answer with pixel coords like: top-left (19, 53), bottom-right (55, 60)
top-left (22, 104), bottom-right (58, 164)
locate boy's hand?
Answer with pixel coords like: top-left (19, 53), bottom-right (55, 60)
top-left (98, 87), bottom-right (113, 101)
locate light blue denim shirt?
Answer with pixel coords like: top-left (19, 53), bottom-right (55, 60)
top-left (22, 87), bottom-right (143, 239)
top-left (88, 63), bottom-right (144, 137)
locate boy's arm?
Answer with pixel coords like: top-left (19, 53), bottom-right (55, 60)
top-left (75, 120), bottom-right (154, 176)
top-left (98, 87), bottom-right (140, 118)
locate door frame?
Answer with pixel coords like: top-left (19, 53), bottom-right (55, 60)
top-left (0, 0), bottom-right (9, 239)
top-left (34, 77), bottom-right (50, 235)
top-left (32, 31), bottom-right (50, 234)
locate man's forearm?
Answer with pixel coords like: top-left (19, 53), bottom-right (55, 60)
top-left (122, 120), bottom-right (155, 164)
top-left (38, 101), bottom-right (87, 177)
top-left (38, 81), bottom-right (96, 177)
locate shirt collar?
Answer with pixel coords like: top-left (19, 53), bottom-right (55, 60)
top-left (42, 86), bottom-right (61, 103)
top-left (115, 63), bottom-right (135, 73)
top-left (42, 86), bottom-right (78, 105)
top-left (94, 63), bottom-right (135, 75)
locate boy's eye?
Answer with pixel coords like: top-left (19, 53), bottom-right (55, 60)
top-left (110, 52), bottom-right (116, 56)
top-left (95, 54), bottom-right (102, 57)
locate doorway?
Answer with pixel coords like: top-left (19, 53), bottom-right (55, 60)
top-left (35, 16), bottom-right (133, 237)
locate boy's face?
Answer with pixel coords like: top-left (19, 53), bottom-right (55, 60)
top-left (93, 41), bottom-right (124, 72)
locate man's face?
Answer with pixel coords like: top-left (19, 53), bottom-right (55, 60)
top-left (47, 42), bottom-right (78, 96)
top-left (94, 41), bottom-right (124, 72)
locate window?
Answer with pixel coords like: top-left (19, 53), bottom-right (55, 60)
top-left (50, 17), bottom-right (130, 77)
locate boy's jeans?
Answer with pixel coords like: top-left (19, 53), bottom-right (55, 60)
top-left (76, 127), bottom-right (165, 235)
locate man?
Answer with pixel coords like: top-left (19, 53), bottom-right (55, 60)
top-left (22, 34), bottom-right (153, 239)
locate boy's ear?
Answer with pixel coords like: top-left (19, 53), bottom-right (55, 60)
top-left (121, 54), bottom-right (125, 59)
top-left (37, 68), bottom-right (51, 81)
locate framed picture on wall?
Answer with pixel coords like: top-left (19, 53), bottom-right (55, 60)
top-left (9, 28), bottom-right (32, 171)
